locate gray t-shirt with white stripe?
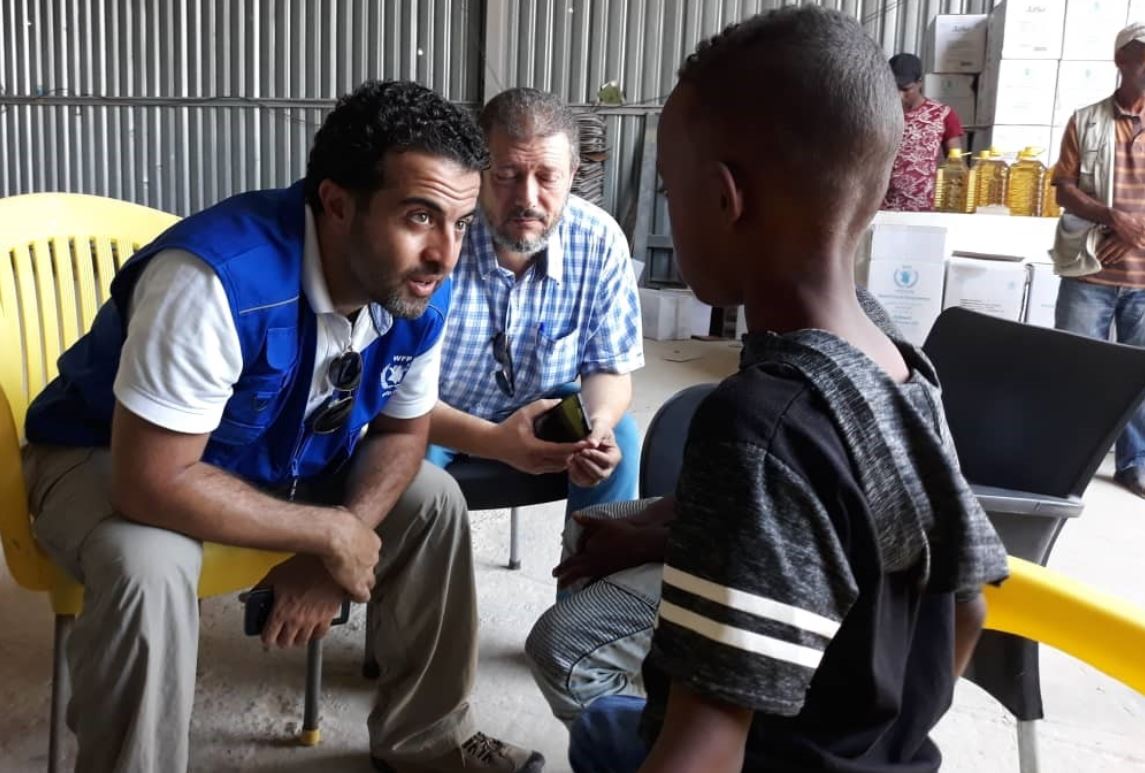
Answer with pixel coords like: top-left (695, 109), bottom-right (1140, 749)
top-left (641, 324), bottom-right (1007, 771)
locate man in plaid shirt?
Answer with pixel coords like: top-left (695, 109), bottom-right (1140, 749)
top-left (429, 88), bottom-right (644, 522)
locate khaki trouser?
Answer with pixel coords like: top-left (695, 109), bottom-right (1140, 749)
top-left (23, 445), bottom-right (477, 773)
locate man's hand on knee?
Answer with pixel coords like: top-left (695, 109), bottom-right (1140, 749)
top-left (321, 507), bottom-right (382, 602)
top-left (259, 555), bottom-right (349, 648)
top-left (493, 398), bottom-right (590, 475)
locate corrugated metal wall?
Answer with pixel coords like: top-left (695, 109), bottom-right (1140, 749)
top-left (0, 0), bottom-right (483, 215)
top-left (499, 0), bottom-right (996, 220)
top-left (0, 0), bottom-right (994, 219)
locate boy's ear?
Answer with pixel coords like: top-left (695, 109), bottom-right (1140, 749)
top-left (713, 161), bottom-right (744, 225)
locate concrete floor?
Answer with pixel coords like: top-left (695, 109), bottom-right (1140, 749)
top-left (1, 337), bottom-right (1143, 772)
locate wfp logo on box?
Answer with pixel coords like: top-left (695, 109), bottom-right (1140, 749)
top-left (894, 267), bottom-right (920, 289)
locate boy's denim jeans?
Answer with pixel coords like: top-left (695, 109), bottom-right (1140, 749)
top-left (1055, 278), bottom-right (1145, 474)
top-left (568, 695), bottom-right (650, 773)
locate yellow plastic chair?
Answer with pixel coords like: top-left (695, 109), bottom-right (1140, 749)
top-left (0, 193), bottom-right (316, 772)
top-left (982, 555), bottom-right (1145, 770)
top-left (983, 556), bottom-right (1145, 695)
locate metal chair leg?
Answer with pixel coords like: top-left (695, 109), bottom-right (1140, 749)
top-left (508, 506), bottom-right (521, 570)
top-left (49, 614), bottom-right (74, 773)
top-left (362, 603), bottom-right (379, 679)
top-left (1017, 719), bottom-right (1040, 773)
top-left (300, 637), bottom-right (322, 746)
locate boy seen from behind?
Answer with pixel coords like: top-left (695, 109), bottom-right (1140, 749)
top-left (568, 8), bottom-right (1009, 772)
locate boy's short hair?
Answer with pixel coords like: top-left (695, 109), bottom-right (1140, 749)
top-left (678, 6), bottom-right (902, 204)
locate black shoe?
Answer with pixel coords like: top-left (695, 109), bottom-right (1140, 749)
top-left (1113, 467), bottom-right (1145, 499)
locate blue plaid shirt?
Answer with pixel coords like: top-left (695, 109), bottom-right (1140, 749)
top-left (439, 194), bottom-right (644, 422)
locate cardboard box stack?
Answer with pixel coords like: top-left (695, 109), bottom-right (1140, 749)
top-left (973, 0), bottom-right (1130, 165)
top-left (859, 215), bottom-right (1066, 340)
top-left (925, 15), bottom-right (988, 127)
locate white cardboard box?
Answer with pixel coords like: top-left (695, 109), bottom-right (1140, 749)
top-left (1054, 60), bottom-right (1118, 125)
top-left (972, 125), bottom-right (1053, 160)
top-left (1024, 261), bottom-right (1061, 327)
top-left (638, 288), bottom-right (711, 340)
top-left (943, 256), bottom-right (1030, 321)
top-left (677, 292), bottom-right (713, 338)
top-left (873, 210), bottom-right (1059, 262)
top-left (928, 15), bottom-right (990, 73)
top-left (977, 59), bottom-right (1059, 126)
top-left (1061, 0), bottom-right (1129, 59)
top-left (860, 224), bottom-right (949, 346)
top-left (925, 74), bottom-right (977, 126)
top-left (640, 288), bottom-right (679, 341)
top-left (988, 0), bottom-right (1068, 60)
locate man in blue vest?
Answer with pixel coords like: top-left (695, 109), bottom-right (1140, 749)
top-left (22, 81), bottom-right (545, 773)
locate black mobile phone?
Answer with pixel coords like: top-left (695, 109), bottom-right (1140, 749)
top-left (242, 587), bottom-right (351, 637)
top-left (533, 393), bottom-right (593, 443)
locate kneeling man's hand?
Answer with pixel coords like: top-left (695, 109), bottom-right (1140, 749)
top-left (495, 398), bottom-right (590, 474)
top-left (568, 427), bottom-right (621, 488)
top-left (258, 555), bottom-right (349, 649)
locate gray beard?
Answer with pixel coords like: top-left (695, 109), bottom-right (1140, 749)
top-left (379, 287), bottom-right (431, 320)
top-left (485, 204), bottom-right (566, 256)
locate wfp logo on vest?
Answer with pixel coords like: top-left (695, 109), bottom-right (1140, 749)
top-left (381, 356), bottom-right (414, 394)
top-left (893, 267), bottom-right (920, 290)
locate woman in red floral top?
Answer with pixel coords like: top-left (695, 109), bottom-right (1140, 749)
top-left (882, 54), bottom-right (965, 211)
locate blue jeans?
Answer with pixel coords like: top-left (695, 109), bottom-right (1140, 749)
top-left (1055, 278), bottom-right (1145, 473)
top-left (426, 385), bottom-right (641, 517)
top-left (568, 696), bottom-right (650, 773)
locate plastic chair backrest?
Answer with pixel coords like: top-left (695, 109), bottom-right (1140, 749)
top-left (0, 193), bottom-right (178, 593)
top-left (639, 383), bottom-right (717, 499)
top-left (0, 193), bottom-right (179, 432)
top-left (922, 307), bottom-right (1145, 498)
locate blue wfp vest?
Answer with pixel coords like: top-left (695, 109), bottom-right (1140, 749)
top-left (24, 182), bottom-right (449, 489)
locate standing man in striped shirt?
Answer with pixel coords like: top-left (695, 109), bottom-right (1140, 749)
top-left (429, 88), bottom-right (644, 519)
top-left (1052, 23), bottom-right (1145, 499)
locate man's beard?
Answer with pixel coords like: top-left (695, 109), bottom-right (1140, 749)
top-left (377, 271), bottom-right (437, 320)
top-left (486, 202), bottom-right (566, 256)
top-left (379, 286), bottom-right (430, 319)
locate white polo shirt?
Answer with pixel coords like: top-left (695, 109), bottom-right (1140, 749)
top-left (112, 206), bottom-right (442, 435)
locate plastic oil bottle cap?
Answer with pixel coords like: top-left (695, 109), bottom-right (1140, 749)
top-left (1018, 146), bottom-right (1042, 159)
top-left (947, 148), bottom-right (963, 159)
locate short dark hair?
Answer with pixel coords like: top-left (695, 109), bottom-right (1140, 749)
top-left (479, 88), bottom-right (581, 168)
top-left (889, 53), bottom-right (924, 88)
top-left (678, 6), bottom-right (902, 204)
top-left (305, 80), bottom-right (489, 212)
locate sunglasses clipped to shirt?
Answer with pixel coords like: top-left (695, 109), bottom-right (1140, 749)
top-left (491, 329), bottom-right (516, 398)
top-left (310, 349), bottom-right (363, 434)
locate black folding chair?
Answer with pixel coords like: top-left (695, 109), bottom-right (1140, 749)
top-left (923, 307), bottom-right (1145, 773)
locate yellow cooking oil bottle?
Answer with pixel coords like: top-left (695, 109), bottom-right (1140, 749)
top-left (934, 148), bottom-right (970, 213)
top-left (971, 148), bottom-right (1009, 210)
top-left (1006, 147), bottom-right (1046, 217)
top-left (1041, 164), bottom-right (1062, 217)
